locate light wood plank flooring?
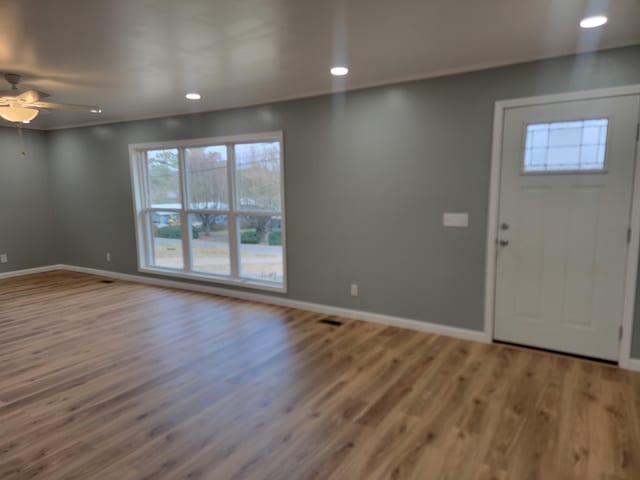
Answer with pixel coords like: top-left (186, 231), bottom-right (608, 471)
top-left (1, 271), bottom-right (640, 479)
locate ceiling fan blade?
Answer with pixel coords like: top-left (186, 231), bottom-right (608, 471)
top-left (31, 101), bottom-right (101, 112)
top-left (17, 90), bottom-right (50, 103)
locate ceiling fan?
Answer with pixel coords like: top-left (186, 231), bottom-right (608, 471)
top-left (0, 73), bottom-right (101, 123)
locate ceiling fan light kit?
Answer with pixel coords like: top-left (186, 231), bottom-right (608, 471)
top-left (0, 106), bottom-right (39, 123)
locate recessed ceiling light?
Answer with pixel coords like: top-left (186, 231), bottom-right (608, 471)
top-left (185, 93), bottom-right (201, 100)
top-left (90, 108), bottom-right (102, 113)
top-left (330, 66), bottom-right (349, 77)
top-left (580, 15), bottom-right (607, 29)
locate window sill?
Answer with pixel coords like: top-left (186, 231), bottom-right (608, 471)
top-left (138, 266), bottom-right (287, 294)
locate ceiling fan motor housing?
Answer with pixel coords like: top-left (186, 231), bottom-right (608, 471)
top-left (4, 73), bottom-right (22, 89)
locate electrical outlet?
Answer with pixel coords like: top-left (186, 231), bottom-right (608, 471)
top-left (0, 254), bottom-right (7, 264)
top-left (350, 283), bottom-right (359, 297)
top-left (106, 252), bottom-right (111, 262)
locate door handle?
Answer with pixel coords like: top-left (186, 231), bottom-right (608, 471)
top-left (499, 239), bottom-right (509, 247)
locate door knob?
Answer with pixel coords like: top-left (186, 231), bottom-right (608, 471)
top-left (499, 239), bottom-right (509, 246)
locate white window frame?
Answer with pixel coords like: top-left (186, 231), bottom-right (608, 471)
top-left (129, 131), bottom-right (287, 293)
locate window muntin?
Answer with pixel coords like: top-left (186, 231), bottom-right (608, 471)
top-left (131, 133), bottom-right (285, 291)
top-left (523, 118), bottom-right (608, 173)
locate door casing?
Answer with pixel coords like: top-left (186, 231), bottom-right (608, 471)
top-left (484, 85), bottom-right (640, 369)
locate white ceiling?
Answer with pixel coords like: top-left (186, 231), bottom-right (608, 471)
top-left (1, 0), bottom-right (639, 129)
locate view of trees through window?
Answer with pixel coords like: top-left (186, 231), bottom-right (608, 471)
top-left (135, 137), bottom-right (285, 288)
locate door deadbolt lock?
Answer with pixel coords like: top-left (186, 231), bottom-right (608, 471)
top-left (500, 222), bottom-right (510, 230)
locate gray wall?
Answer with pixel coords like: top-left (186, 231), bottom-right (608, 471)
top-left (25, 45), bottom-right (640, 358)
top-left (0, 128), bottom-right (56, 271)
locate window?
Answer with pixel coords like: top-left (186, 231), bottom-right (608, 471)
top-left (523, 118), bottom-right (608, 173)
top-left (130, 133), bottom-right (286, 291)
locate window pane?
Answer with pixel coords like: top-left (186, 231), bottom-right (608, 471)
top-left (547, 146), bottom-right (580, 169)
top-left (547, 123), bottom-right (582, 147)
top-left (238, 215), bottom-right (283, 283)
top-left (190, 214), bottom-right (230, 275)
top-left (530, 129), bottom-right (549, 148)
top-left (146, 149), bottom-right (181, 208)
top-left (582, 126), bottom-right (601, 145)
top-left (523, 119), bottom-right (608, 173)
top-left (186, 146), bottom-right (229, 210)
top-left (150, 211), bottom-right (184, 269)
top-left (525, 148), bottom-right (546, 171)
top-left (580, 145), bottom-right (601, 169)
top-left (235, 142), bottom-right (281, 211)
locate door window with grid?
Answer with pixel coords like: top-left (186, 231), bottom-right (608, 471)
top-left (523, 118), bottom-right (609, 173)
top-left (130, 133), bottom-right (286, 291)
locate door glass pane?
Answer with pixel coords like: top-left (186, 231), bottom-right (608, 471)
top-left (235, 142), bottom-right (281, 211)
top-left (186, 145), bottom-right (229, 210)
top-left (150, 211), bottom-right (184, 269)
top-left (238, 215), bottom-right (283, 284)
top-left (190, 214), bottom-right (230, 275)
top-left (146, 149), bottom-right (181, 207)
top-left (523, 118), bottom-right (608, 172)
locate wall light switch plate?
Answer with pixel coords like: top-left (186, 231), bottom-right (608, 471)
top-left (0, 254), bottom-right (7, 263)
top-left (443, 213), bottom-right (469, 228)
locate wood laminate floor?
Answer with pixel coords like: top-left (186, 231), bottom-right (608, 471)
top-left (1, 271), bottom-right (640, 479)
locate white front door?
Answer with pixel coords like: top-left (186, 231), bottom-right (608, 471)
top-left (494, 95), bottom-right (640, 361)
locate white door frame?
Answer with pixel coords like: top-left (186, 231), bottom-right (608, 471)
top-left (484, 84), bottom-right (640, 369)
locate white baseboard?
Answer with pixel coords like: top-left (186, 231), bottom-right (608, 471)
top-left (628, 359), bottom-right (640, 372)
top-left (56, 264), bottom-right (488, 344)
top-left (6, 264), bottom-right (640, 368)
top-left (0, 264), bottom-right (63, 280)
